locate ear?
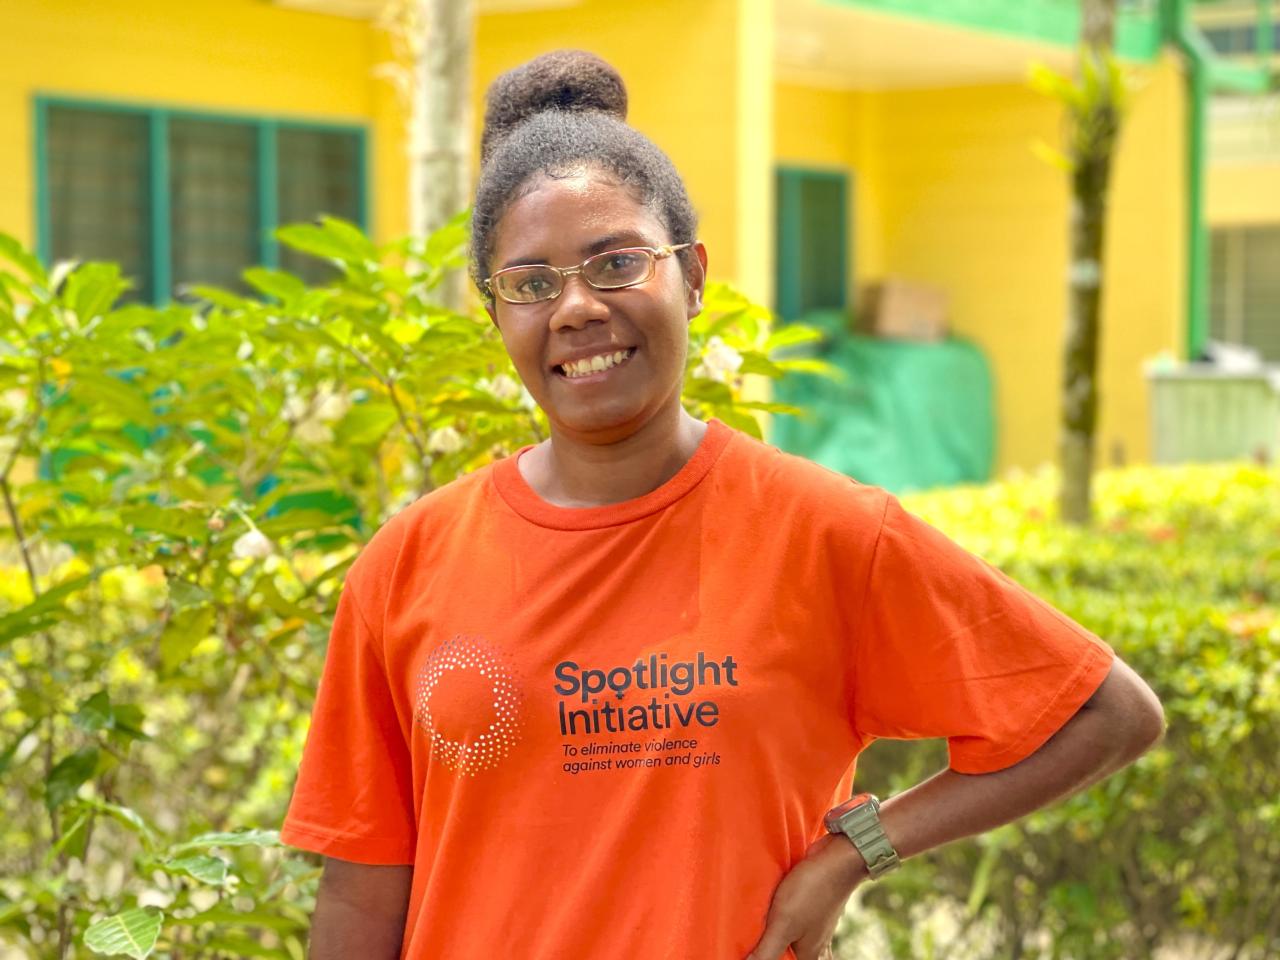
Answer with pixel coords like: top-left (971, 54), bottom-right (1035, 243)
top-left (684, 242), bottom-right (709, 322)
top-left (484, 300), bottom-right (499, 329)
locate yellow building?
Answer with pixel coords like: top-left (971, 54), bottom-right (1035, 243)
top-left (2, 0), bottom-right (1272, 476)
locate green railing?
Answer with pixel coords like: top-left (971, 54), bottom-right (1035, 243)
top-left (829, 0), bottom-right (1164, 61)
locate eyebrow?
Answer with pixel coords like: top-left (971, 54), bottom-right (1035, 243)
top-left (497, 231), bottom-right (655, 271)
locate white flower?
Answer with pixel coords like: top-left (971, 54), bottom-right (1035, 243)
top-left (188, 888), bottom-right (220, 912)
top-left (2, 388), bottom-right (27, 415)
top-left (236, 339), bottom-right (254, 361)
top-left (480, 374), bottom-right (521, 402)
top-left (137, 888), bottom-right (175, 910)
top-left (285, 386), bottom-right (348, 436)
top-left (282, 395), bottom-right (309, 422)
top-left (427, 426), bottom-right (464, 455)
top-left (314, 389), bottom-right (351, 423)
top-left (698, 336), bottom-right (744, 383)
top-left (232, 529), bottom-right (274, 560)
top-left (293, 419), bottom-right (334, 445)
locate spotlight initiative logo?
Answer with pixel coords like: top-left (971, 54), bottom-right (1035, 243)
top-left (414, 635), bottom-right (525, 776)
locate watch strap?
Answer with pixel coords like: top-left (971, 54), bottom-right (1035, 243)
top-left (829, 796), bottom-right (901, 880)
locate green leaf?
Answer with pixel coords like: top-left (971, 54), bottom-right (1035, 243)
top-left (83, 907), bottom-right (164, 959)
top-left (0, 571), bottom-right (98, 648)
top-left (72, 691), bottom-right (114, 732)
top-left (275, 218), bottom-right (375, 265)
top-left (46, 746), bottom-right (100, 811)
top-left (717, 407), bottom-right (763, 439)
top-left (337, 402), bottom-right (399, 445)
top-left (160, 604), bottom-right (215, 675)
top-left (168, 828), bottom-right (281, 856)
top-left (48, 809), bottom-right (93, 863)
top-left (186, 285), bottom-right (253, 310)
top-left (243, 266), bottom-right (307, 303)
top-left (122, 504), bottom-right (208, 541)
top-left (0, 719), bottom-right (41, 775)
top-left (82, 799), bottom-right (159, 852)
top-left (163, 854), bottom-right (229, 885)
top-left (68, 371), bottom-right (156, 425)
top-left (168, 577), bottom-right (213, 610)
top-left (72, 692), bottom-right (150, 741)
top-left (384, 316), bottom-right (426, 345)
top-left (0, 232), bottom-right (48, 285)
top-left (63, 262), bottom-right (128, 323)
top-left (764, 324), bottom-right (824, 352)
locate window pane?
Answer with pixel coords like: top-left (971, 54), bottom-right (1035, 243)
top-left (46, 106), bottom-right (152, 302)
top-left (169, 118), bottom-right (258, 297)
top-left (1242, 226), bottom-right (1280, 362)
top-left (277, 127), bottom-right (361, 284)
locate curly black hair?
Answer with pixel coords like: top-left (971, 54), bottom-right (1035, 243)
top-left (470, 50), bottom-right (699, 299)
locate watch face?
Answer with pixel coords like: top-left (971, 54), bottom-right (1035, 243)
top-left (832, 793), bottom-right (876, 818)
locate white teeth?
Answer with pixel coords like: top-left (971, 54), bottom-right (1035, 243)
top-left (561, 349), bottom-right (633, 379)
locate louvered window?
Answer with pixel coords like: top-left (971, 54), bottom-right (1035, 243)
top-left (39, 100), bottom-right (366, 303)
top-left (1210, 227), bottom-right (1280, 362)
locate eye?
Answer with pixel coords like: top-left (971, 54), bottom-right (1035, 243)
top-left (516, 274), bottom-right (551, 295)
top-left (602, 251), bottom-right (643, 272)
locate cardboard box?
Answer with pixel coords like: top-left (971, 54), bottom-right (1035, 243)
top-left (858, 279), bottom-right (949, 342)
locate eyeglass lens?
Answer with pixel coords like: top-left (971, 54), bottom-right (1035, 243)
top-left (493, 248), bottom-right (656, 303)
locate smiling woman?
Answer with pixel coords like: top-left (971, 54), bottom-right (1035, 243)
top-left (280, 49), bottom-right (1164, 960)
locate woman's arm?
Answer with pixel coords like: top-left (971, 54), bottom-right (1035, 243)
top-left (746, 656), bottom-right (1164, 960)
top-left (308, 858), bottom-right (413, 960)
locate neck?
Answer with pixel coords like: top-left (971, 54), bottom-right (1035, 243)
top-left (521, 406), bottom-right (708, 508)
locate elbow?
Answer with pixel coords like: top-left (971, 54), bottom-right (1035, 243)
top-left (1115, 663), bottom-right (1166, 762)
top-left (1127, 687), bottom-right (1166, 760)
top-left (1087, 655), bottom-right (1166, 764)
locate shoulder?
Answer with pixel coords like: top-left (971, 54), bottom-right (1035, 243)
top-left (714, 426), bottom-right (890, 530)
top-left (342, 463), bottom-right (499, 610)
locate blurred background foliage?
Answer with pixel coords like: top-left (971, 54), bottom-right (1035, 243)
top-left (844, 463), bottom-right (1280, 960)
top-left (0, 218), bottom-right (1277, 958)
top-left (0, 217), bottom-right (824, 958)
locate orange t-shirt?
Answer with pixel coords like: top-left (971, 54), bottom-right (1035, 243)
top-left (281, 419), bottom-right (1113, 959)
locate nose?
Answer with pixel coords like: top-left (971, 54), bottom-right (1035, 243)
top-left (548, 274), bottom-right (610, 332)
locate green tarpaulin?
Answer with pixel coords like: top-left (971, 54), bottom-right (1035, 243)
top-left (770, 311), bottom-right (996, 493)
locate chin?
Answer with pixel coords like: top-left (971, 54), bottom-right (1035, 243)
top-left (546, 397), bottom-right (658, 442)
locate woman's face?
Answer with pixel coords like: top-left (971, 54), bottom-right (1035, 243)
top-left (485, 171), bottom-right (706, 443)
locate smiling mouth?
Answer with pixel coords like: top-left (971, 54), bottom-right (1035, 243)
top-left (554, 348), bottom-right (637, 380)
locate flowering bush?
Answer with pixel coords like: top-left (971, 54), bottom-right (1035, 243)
top-left (0, 219), bottom-right (824, 958)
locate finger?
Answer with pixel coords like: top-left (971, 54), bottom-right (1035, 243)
top-left (745, 919), bottom-right (795, 960)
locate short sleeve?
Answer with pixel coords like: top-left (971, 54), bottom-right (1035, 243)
top-left (853, 494), bottom-right (1114, 774)
top-left (280, 571), bottom-right (416, 864)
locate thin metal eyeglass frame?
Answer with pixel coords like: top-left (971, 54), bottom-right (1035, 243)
top-left (485, 243), bottom-right (692, 304)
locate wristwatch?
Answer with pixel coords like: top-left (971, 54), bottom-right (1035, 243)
top-left (824, 792), bottom-right (901, 880)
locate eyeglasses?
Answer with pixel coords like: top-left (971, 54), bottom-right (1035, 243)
top-left (485, 244), bottom-right (691, 304)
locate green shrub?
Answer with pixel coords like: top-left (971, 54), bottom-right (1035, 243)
top-left (0, 220), bottom-right (825, 958)
top-left (839, 464), bottom-right (1280, 960)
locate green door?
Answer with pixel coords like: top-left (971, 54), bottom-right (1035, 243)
top-left (775, 167), bottom-right (850, 322)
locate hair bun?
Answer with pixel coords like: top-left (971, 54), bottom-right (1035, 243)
top-left (480, 50), bottom-right (628, 162)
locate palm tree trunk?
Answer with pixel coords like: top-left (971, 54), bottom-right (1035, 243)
top-left (1059, 0), bottom-right (1120, 525)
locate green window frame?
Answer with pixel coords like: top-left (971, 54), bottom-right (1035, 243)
top-left (33, 96), bottom-right (369, 302)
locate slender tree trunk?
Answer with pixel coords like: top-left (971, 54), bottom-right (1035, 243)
top-left (382, 0), bottom-right (473, 310)
top-left (1058, 0), bottom-right (1120, 526)
top-left (410, 0), bottom-right (471, 241)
